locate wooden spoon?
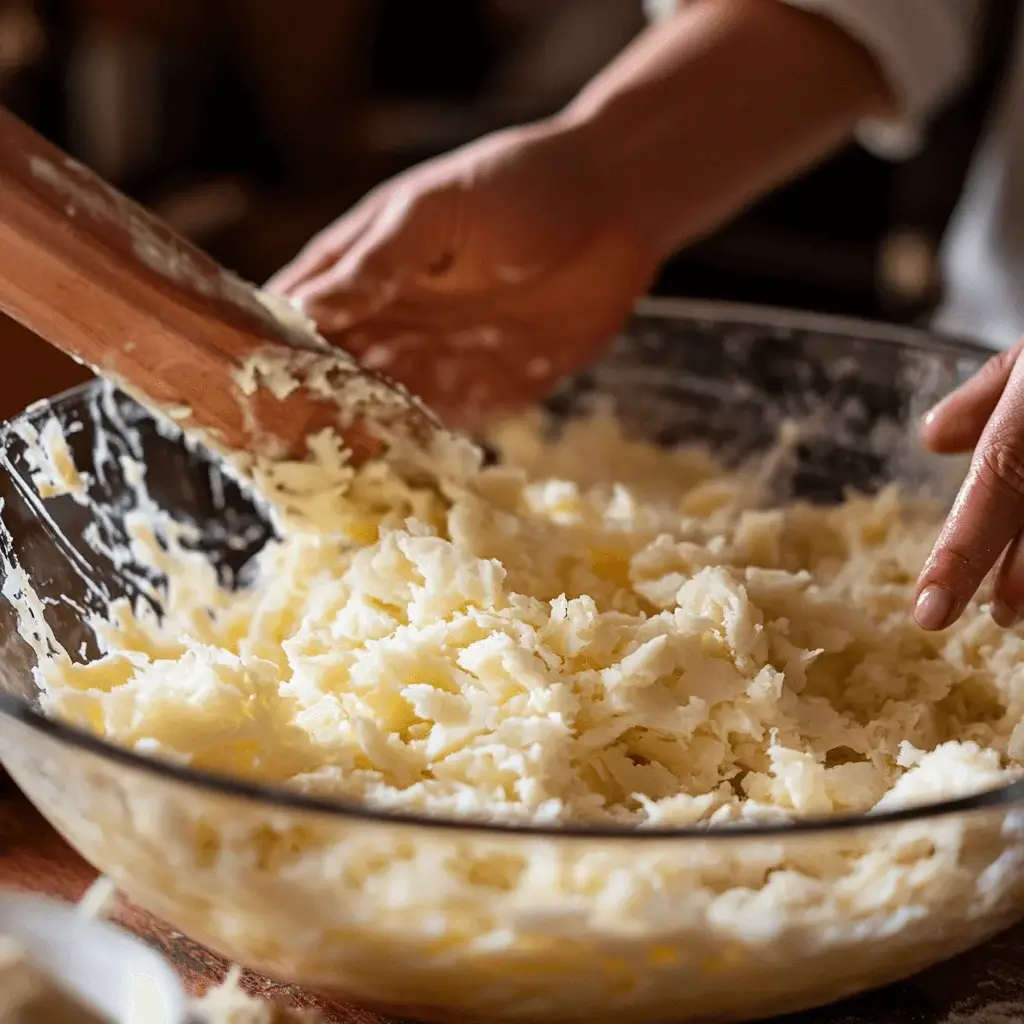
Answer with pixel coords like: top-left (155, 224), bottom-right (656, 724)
top-left (0, 108), bottom-right (440, 468)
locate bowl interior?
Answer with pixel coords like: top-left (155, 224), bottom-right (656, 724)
top-left (0, 300), bottom-right (1004, 1023)
top-left (0, 300), bottom-right (985, 715)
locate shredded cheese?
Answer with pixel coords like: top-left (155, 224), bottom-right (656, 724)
top-left (8, 409), bottom-right (1024, 1020)
top-left (34, 413), bottom-right (1024, 826)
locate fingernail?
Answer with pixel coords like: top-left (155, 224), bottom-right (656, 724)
top-left (992, 599), bottom-right (1020, 628)
top-left (922, 396), bottom-right (949, 428)
top-left (915, 585), bottom-right (957, 630)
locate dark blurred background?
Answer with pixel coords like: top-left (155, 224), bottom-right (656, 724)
top-left (0, 0), bottom-right (992, 416)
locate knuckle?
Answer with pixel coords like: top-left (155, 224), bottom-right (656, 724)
top-left (924, 540), bottom-right (989, 586)
top-left (982, 347), bottom-right (1016, 382)
top-left (976, 441), bottom-right (1024, 499)
top-left (369, 190), bottom-right (435, 249)
top-left (379, 190), bottom-right (416, 228)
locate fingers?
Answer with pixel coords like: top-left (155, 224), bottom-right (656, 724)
top-left (264, 241), bottom-right (334, 298)
top-left (323, 313), bottom-right (571, 429)
top-left (915, 355), bottom-right (1024, 630)
top-left (287, 191), bottom-right (439, 330)
top-left (264, 191), bottom-right (383, 296)
top-left (920, 341), bottom-right (1021, 454)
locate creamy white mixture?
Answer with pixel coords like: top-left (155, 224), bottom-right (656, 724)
top-left (27, 412), bottom-right (1024, 826)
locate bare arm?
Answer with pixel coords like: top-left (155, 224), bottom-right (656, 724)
top-left (265, 0), bottom-right (963, 433)
top-left (558, 0), bottom-right (893, 261)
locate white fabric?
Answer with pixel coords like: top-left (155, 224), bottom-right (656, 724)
top-left (645, 0), bottom-right (982, 156)
top-left (934, 13), bottom-right (1024, 348)
top-left (782, 1), bottom-right (983, 157)
top-left (645, 1), bottom-right (1024, 350)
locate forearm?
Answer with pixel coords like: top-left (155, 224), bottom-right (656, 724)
top-left (557, 0), bottom-right (893, 261)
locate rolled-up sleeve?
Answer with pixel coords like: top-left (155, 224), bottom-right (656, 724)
top-left (645, 0), bottom-right (985, 158)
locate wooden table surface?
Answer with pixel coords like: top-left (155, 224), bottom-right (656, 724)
top-left (3, 775), bottom-right (1024, 1024)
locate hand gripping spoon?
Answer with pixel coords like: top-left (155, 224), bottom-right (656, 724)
top-left (0, 108), bottom-right (445, 479)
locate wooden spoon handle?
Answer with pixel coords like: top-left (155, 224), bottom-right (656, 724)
top-left (0, 108), bottom-right (429, 462)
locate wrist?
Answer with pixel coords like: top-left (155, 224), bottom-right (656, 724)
top-left (516, 112), bottom-right (665, 273)
top-left (547, 102), bottom-right (669, 266)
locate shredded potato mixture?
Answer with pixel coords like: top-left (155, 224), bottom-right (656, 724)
top-left (34, 413), bottom-right (1024, 826)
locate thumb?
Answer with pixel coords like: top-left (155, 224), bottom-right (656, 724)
top-left (290, 192), bottom-right (444, 330)
top-left (264, 196), bottom-right (382, 298)
top-left (920, 341), bottom-right (1021, 454)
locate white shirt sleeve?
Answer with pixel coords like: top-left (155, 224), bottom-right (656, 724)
top-left (644, 0), bottom-right (986, 159)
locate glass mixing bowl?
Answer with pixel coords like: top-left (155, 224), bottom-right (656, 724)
top-left (0, 297), bottom-right (1020, 1024)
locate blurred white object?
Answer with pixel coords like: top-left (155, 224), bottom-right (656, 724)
top-left (0, 892), bottom-right (187, 1024)
top-left (879, 228), bottom-right (940, 304)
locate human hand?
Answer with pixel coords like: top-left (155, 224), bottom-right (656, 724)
top-left (265, 120), bottom-right (658, 428)
top-left (917, 339), bottom-right (1024, 629)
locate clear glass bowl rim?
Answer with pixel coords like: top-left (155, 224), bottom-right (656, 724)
top-left (0, 296), bottom-right (1015, 842)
